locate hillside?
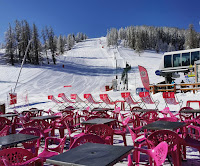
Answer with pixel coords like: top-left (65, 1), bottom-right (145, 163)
top-left (0, 37), bottom-right (199, 112)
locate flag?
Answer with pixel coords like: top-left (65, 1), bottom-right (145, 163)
top-left (138, 65), bottom-right (150, 90)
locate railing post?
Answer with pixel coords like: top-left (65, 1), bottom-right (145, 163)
top-left (152, 85), bottom-right (156, 94)
top-left (174, 84), bottom-right (176, 93)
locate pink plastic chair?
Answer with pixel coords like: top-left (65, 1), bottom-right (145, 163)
top-left (23, 119), bottom-right (52, 139)
top-left (128, 141), bottom-right (168, 166)
top-left (113, 117), bottom-right (131, 146)
top-left (127, 125), bottom-right (147, 164)
top-left (38, 135), bottom-right (67, 161)
top-left (0, 147), bottom-right (43, 166)
top-left (64, 117), bottom-right (84, 146)
top-left (147, 129), bottom-right (186, 166)
top-left (0, 125), bottom-right (10, 137)
top-left (69, 134), bottom-right (105, 149)
top-left (121, 92), bottom-right (142, 110)
top-left (162, 92), bottom-right (183, 108)
top-left (0, 117), bottom-right (11, 131)
top-left (140, 111), bottom-right (158, 125)
top-left (86, 124), bottom-right (114, 145)
top-left (179, 106), bottom-right (194, 123)
top-left (139, 92), bottom-right (159, 109)
top-left (184, 125), bottom-right (200, 153)
top-left (18, 127), bottom-right (42, 156)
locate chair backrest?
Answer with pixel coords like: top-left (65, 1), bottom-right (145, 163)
top-left (140, 111), bottom-right (158, 124)
top-left (147, 129), bottom-right (185, 153)
top-left (58, 93), bottom-right (74, 103)
top-left (163, 92), bottom-right (179, 105)
top-left (179, 106), bottom-right (194, 122)
top-left (18, 127), bottom-right (42, 155)
top-left (87, 124), bottom-right (113, 144)
top-left (48, 95), bottom-right (62, 103)
top-left (84, 94), bottom-right (99, 104)
top-left (47, 135), bottom-right (67, 153)
top-left (128, 141), bottom-right (168, 166)
top-left (0, 117), bottom-right (11, 131)
top-left (139, 92), bottom-right (154, 104)
top-left (23, 119), bottom-right (51, 138)
top-left (121, 92), bottom-right (138, 105)
top-left (0, 125), bottom-right (10, 137)
top-left (99, 94), bottom-right (114, 104)
top-left (187, 125), bottom-right (200, 140)
top-left (71, 94), bottom-right (85, 102)
top-left (69, 134), bottom-right (105, 149)
top-left (0, 147), bottom-right (34, 165)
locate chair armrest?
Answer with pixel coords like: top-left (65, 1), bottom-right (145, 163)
top-left (44, 137), bottom-right (62, 149)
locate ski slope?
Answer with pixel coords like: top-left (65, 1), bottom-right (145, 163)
top-left (0, 37), bottom-right (199, 112)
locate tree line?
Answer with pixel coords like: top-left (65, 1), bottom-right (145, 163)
top-left (106, 24), bottom-right (200, 55)
top-left (4, 20), bottom-right (87, 65)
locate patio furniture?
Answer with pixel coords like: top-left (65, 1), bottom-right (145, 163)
top-left (0, 125), bottom-right (10, 137)
top-left (162, 92), bottom-right (183, 108)
top-left (82, 118), bottom-right (116, 126)
top-left (121, 92), bottom-right (142, 110)
top-left (186, 100), bottom-right (200, 108)
top-left (69, 133), bottom-right (105, 149)
top-left (86, 124), bottom-right (114, 145)
top-left (179, 106), bottom-right (195, 122)
top-left (99, 93), bottom-right (117, 108)
top-left (84, 94), bottom-right (102, 108)
top-left (48, 95), bottom-right (65, 109)
top-left (71, 93), bottom-right (88, 108)
top-left (142, 121), bottom-right (186, 131)
top-left (18, 127), bottom-right (42, 156)
top-left (113, 117), bottom-right (131, 146)
top-left (0, 147), bottom-right (43, 166)
top-left (147, 129), bottom-right (186, 166)
top-left (38, 135), bottom-right (67, 162)
top-left (51, 114), bottom-right (73, 138)
top-left (46, 142), bottom-right (134, 166)
top-left (23, 119), bottom-right (53, 139)
top-left (58, 93), bottom-right (77, 107)
top-left (0, 133), bottom-right (39, 148)
top-left (139, 92), bottom-right (159, 109)
top-left (184, 125), bottom-right (200, 153)
top-left (140, 111), bottom-right (158, 125)
top-left (128, 141), bottom-right (168, 166)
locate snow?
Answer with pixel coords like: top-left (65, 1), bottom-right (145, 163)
top-left (0, 37), bottom-right (199, 165)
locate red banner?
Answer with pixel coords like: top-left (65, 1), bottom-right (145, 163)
top-left (138, 65), bottom-right (150, 90)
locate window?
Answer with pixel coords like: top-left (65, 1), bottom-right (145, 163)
top-left (182, 52), bottom-right (190, 66)
top-left (191, 51), bottom-right (200, 65)
top-left (173, 54), bottom-right (181, 67)
top-left (164, 55), bottom-right (172, 68)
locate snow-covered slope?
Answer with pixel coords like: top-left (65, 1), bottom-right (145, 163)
top-left (0, 37), bottom-right (199, 112)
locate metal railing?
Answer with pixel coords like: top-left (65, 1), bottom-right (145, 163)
top-left (149, 83), bottom-right (200, 94)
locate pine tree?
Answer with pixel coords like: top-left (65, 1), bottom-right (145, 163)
top-left (47, 27), bottom-right (57, 64)
top-left (15, 20), bottom-right (22, 62)
top-left (5, 23), bottom-right (16, 65)
top-left (32, 23), bottom-right (40, 64)
top-left (41, 26), bottom-right (49, 64)
top-left (67, 34), bottom-right (75, 50)
top-left (184, 24), bottom-right (199, 49)
top-left (57, 35), bottom-right (65, 54)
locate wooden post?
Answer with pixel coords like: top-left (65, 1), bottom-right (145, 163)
top-left (174, 84), bottom-right (176, 93)
top-left (152, 85), bottom-right (156, 94)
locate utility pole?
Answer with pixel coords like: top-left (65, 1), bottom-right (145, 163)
top-left (14, 39), bottom-right (33, 92)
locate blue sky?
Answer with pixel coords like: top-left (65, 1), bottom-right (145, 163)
top-left (0, 0), bottom-right (200, 43)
